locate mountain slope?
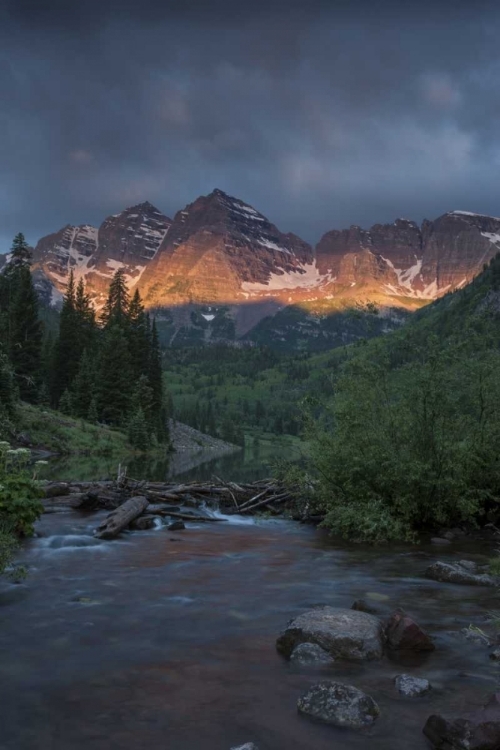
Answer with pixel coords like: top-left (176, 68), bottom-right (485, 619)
top-left (6, 190), bottom-right (500, 348)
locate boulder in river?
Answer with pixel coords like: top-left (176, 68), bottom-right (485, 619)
top-left (423, 692), bottom-right (500, 749)
top-left (290, 642), bottom-right (335, 665)
top-left (395, 674), bottom-right (431, 697)
top-left (385, 609), bottom-right (435, 652)
top-left (425, 560), bottom-right (497, 586)
top-left (130, 516), bottom-right (157, 531)
top-left (276, 607), bottom-right (384, 661)
top-left (168, 521), bottom-right (185, 531)
top-left (297, 681), bottom-right (380, 729)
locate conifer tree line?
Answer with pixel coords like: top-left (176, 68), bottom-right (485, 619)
top-left (0, 234), bottom-right (43, 407)
top-left (0, 234), bottom-right (170, 449)
top-left (51, 267), bottom-right (170, 447)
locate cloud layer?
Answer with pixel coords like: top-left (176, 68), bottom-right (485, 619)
top-left (1, 0), bottom-right (500, 250)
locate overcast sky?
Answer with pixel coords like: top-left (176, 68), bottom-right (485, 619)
top-left (1, 0), bottom-right (500, 251)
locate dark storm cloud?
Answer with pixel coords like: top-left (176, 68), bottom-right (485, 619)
top-left (1, 0), bottom-right (500, 250)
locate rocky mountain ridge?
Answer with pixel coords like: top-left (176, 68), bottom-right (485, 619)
top-left (2, 191), bottom-right (500, 348)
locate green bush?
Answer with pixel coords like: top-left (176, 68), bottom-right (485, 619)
top-left (0, 443), bottom-right (43, 562)
top-left (301, 336), bottom-right (500, 542)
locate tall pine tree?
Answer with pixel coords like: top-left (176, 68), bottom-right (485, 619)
top-left (5, 236), bottom-right (43, 402)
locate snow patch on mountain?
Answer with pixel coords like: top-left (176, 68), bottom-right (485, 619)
top-left (481, 231), bottom-right (500, 245)
top-left (241, 262), bottom-right (330, 293)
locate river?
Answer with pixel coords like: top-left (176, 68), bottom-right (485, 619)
top-left (1, 507), bottom-right (499, 749)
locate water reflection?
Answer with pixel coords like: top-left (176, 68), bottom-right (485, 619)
top-left (43, 441), bottom-right (297, 483)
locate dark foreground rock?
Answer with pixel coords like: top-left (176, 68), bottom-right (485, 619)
top-left (130, 516), bottom-right (157, 531)
top-left (290, 642), bottom-right (335, 665)
top-left (167, 521), bottom-right (185, 531)
top-left (395, 674), bottom-right (431, 697)
top-left (385, 609), bottom-right (435, 652)
top-left (425, 560), bottom-right (497, 586)
top-left (423, 692), bottom-right (500, 749)
top-left (297, 681), bottom-right (380, 729)
top-left (277, 607), bottom-right (384, 661)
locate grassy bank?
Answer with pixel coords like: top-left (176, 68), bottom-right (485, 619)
top-left (15, 402), bottom-right (131, 456)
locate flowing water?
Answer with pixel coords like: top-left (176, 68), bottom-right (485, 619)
top-left (1, 508), bottom-right (499, 750)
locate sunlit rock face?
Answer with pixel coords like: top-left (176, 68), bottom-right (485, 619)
top-left (315, 211), bottom-right (500, 305)
top-left (31, 202), bottom-right (172, 307)
top-left (17, 191), bottom-right (500, 346)
top-left (139, 189), bottom-right (314, 307)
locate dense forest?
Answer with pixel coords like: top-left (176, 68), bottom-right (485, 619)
top-left (0, 234), bottom-right (170, 450)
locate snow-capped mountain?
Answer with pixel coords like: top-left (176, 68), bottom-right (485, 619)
top-left (30, 202), bottom-right (172, 307)
top-left (6, 191), bottom-right (500, 346)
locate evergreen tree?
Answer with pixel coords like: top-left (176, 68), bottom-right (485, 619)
top-left (96, 324), bottom-right (133, 426)
top-left (128, 289), bottom-right (149, 379)
top-left (148, 319), bottom-right (168, 441)
top-left (9, 266), bottom-right (42, 402)
top-left (128, 407), bottom-right (150, 450)
top-left (71, 349), bottom-right (96, 419)
top-left (101, 269), bottom-right (130, 329)
top-left (74, 278), bottom-right (96, 352)
top-left (87, 396), bottom-right (98, 424)
top-left (9, 233), bottom-right (32, 269)
top-left (51, 271), bottom-right (78, 404)
top-left (59, 389), bottom-right (73, 415)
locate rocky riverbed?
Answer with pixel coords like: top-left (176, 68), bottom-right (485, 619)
top-left (1, 509), bottom-right (500, 750)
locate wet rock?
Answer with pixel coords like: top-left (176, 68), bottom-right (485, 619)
top-left (457, 560), bottom-right (479, 572)
top-left (431, 537), bottom-right (452, 546)
top-left (130, 516), bottom-right (157, 531)
top-left (297, 681), bottom-right (380, 729)
top-left (490, 648), bottom-right (500, 661)
top-left (276, 606), bottom-right (384, 662)
top-left (351, 599), bottom-right (380, 615)
top-left (290, 642), bottom-right (335, 665)
top-left (230, 744), bottom-right (259, 750)
top-left (425, 561), bottom-right (497, 586)
top-left (395, 674), bottom-right (431, 697)
top-left (423, 692), bottom-right (500, 749)
top-left (168, 521), bottom-right (185, 531)
top-left (385, 609), bottom-right (435, 652)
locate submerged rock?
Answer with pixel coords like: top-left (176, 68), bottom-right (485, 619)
top-left (230, 744), bottom-right (259, 750)
top-left (395, 674), bottom-right (431, 697)
top-left (431, 537), bottom-right (452, 546)
top-left (423, 692), bottom-right (500, 749)
top-left (276, 607), bottom-right (384, 662)
top-left (425, 561), bottom-right (497, 586)
top-left (385, 609), bottom-right (435, 652)
top-left (351, 599), bottom-right (381, 615)
top-left (297, 681), bottom-right (380, 729)
top-left (290, 642), bottom-right (335, 665)
top-left (130, 516), bottom-right (157, 531)
top-left (167, 521), bottom-right (185, 531)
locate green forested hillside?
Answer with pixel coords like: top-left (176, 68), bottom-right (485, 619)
top-left (285, 253), bottom-right (500, 541)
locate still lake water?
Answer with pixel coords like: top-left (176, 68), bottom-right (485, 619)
top-left (1, 507), bottom-right (499, 750)
top-left (43, 443), bottom-right (291, 484)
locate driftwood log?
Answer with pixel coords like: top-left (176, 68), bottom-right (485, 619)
top-left (39, 476), bottom-right (308, 538)
top-left (94, 496), bottom-right (149, 539)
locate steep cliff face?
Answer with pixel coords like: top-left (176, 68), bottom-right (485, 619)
top-left (139, 189), bottom-right (314, 306)
top-left (315, 211), bottom-right (500, 304)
